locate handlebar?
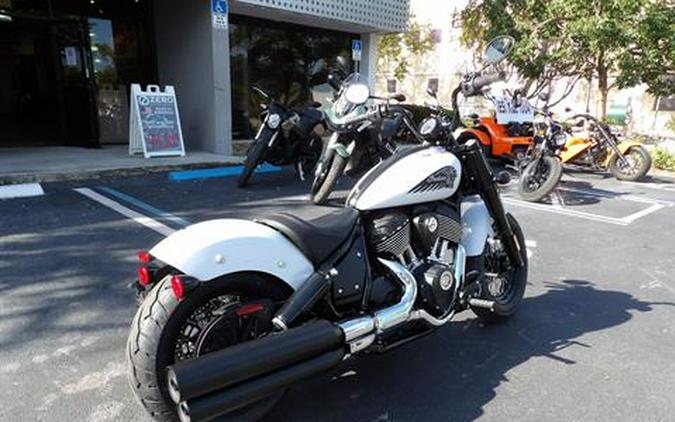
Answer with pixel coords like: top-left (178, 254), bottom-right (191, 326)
top-left (466, 71), bottom-right (504, 95)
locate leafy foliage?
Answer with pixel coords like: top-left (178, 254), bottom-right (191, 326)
top-left (652, 146), bottom-right (675, 171)
top-left (378, 20), bottom-right (436, 82)
top-left (458, 0), bottom-right (675, 117)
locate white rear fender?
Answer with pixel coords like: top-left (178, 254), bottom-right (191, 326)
top-left (150, 219), bottom-right (313, 290)
top-left (460, 198), bottom-right (494, 257)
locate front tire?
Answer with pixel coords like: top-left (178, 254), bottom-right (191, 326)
top-left (471, 213), bottom-right (528, 324)
top-left (518, 155), bottom-right (563, 202)
top-left (608, 145), bottom-right (651, 181)
top-left (310, 153), bottom-right (347, 205)
top-left (126, 274), bottom-right (287, 422)
top-left (238, 139), bottom-right (268, 188)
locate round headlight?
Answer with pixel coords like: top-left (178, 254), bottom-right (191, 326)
top-left (267, 114), bottom-right (281, 129)
top-left (419, 117), bottom-right (438, 136)
top-left (554, 133), bottom-right (567, 146)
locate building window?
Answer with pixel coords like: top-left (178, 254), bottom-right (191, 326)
top-left (654, 96), bottom-right (675, 111)
top-left (428, 78), bottom-right (439, 94)
top-left (431, 29), bottom-right (442, 44)
top-left (229, 15), bottom-right (355, 139)
top-left (387, 79), bottom-right (397, 93)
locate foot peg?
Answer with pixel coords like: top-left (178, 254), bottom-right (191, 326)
top-left (468, 298), bottom-right (495, 311)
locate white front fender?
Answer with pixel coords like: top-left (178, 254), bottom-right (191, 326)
top-left (460, 197), bottom-right (495, 257)
top-left (150, 219), bottom-right (314, 290)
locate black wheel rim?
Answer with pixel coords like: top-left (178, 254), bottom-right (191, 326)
top-left (174, 295), bottom-right (243, 361)
top-left (484, 240), bottom-right (517, 304)
top-left (523, 159), bottom-right (552, 192)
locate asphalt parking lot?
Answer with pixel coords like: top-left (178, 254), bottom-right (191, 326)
top-left (1, 166), bottom-right (675, 422)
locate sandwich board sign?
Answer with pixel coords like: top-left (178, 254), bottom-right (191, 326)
top-left (129, 84), bottom-right (185, 158)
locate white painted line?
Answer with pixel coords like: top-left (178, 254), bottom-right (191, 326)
top-left (557, 186), bottom-right (674, 206)
top-left (525, 240), bottom-right (537, 248)
top-left (75, 188), bottom-right (176, 237)
top-left (621, 180), bottom-right (675, 192)
top-left (504, 197), bottom-right (630, 226)
top-left (0, 183), bottom-right (44, 199)
top-left (621, 203), bottom-right (666, 224)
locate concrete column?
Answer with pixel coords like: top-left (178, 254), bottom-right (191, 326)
top-left (154, 0), bottom-right (232, 155)
top-left (360, 33), bottom-right (379, 91)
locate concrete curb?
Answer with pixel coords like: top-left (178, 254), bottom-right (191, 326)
top-left (0, 160), bottom-right (243, 185)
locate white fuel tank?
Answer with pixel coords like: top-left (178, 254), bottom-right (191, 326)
top-left (347, 146), bottom-right (462, 211)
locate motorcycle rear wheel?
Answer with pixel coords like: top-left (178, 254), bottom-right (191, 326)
top-left (471, 213), bottom-right (528, 323)
top-left (517, 156), bottom-right (562, 202)
top-left (126, 274), bottom-right (286, 422)
top-left (608, 145), bottom-right (651, 181)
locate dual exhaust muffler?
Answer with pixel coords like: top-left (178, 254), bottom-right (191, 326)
top-left (168, 255), bottom-right (464, 422)
top-left (168, 321), bottom-right (345, 422)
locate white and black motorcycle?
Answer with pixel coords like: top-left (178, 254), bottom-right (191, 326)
top-left (126, 36), bottom-right (527, 422)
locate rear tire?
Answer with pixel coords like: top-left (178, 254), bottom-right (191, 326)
top-left (472, 213), bottom-right (528, 324)
top-left (518, 156), bottom-right (562, 202)
top-left (608, 145), bottom-right (651, 181)
top-left (311, 154), bottom-right (347, 205)
top-left (126, 274), bottom-right (287, 422)
top-left (238, 139), bottom-right (268, 188)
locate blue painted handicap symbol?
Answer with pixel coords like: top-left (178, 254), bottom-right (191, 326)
top-left (212, 0), bottom-right (228, 14)
top-left (352, 40), bottom-right (362, 52)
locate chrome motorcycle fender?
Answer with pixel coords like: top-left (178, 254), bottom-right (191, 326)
top-left (460, 198), bottom-right (495, 257)
top-left (150, 219), bottom-right (314, 290)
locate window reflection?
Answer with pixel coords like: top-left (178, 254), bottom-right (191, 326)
top-left (230, 15), bottom-right (354, 138)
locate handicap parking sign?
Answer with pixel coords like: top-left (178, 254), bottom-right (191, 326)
top-left (212, 0), bottom-right (228, 30)
top-left (212, 0), bottom-right (228, 14)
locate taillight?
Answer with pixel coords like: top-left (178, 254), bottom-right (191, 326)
top-left (138, 266), bottom-right (151, 286)
top-left (170, 275), bottom-right (198, 301)
top-left (171, 275), bottom-right (185, 300)
top-left (138, 250), bottom-right (151, 263)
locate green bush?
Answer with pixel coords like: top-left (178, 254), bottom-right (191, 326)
top-left (652, 146), bottom-right (675, 171)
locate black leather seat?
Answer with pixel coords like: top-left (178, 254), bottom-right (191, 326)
top-left (258, 207), bottom-right (359, 264)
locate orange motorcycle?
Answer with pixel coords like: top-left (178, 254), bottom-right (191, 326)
top-left (456, 89), bottom-right (534, 164)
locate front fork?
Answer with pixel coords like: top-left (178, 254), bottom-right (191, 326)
top-left (459, 140), bottom-right (525, 268)
top-left (314, 133), bottom-right (356, 177)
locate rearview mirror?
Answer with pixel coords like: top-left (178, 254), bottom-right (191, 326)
top-left (336, 56), bottom-right (349, 72)
top-left (484, 35), bottom-right (515, 65)
top-left (539, 91), bottom-right (550, 102)
top-left (426, 87), bottom-right (437, 98)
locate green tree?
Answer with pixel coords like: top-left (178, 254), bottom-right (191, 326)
top-left (378, 19), bottom-right (436, 82)
top-left (459, 0), bottom-right (675, 118)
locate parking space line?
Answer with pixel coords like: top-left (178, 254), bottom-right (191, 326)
top-left (97, 186), bottom-right (191, 227)
top-left (0, 183), bottom-right (44, 199)
top-left (557, 186), bottom-right (674, 206)
top-left (74, 188), bottom-right (176, 237)
top-left (621, 203), bottom-right (666, 224)
top-left (504, 197), bottom-right (630, 226)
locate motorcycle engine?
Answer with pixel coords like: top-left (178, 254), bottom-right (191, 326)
top-left (366, 204), bottom-right (462, 317)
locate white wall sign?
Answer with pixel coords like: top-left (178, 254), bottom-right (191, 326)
top-left (492, 96), bottom-right (535, 124)
top-left (129, 84), bottom-right (186, 158)
top-left (212, 0), bottom-right (228, 30)
top-left (352, 39), bottom-right (362, 62)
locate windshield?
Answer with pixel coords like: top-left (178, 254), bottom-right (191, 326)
top-left (325, 72), bottom-right (369, 125)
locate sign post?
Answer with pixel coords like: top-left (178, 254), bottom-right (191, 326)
top-left (352, 39), bottom-right (362, 72)
top-left (129, 84), bottom-right (186, 158)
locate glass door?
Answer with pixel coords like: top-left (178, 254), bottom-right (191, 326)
top-left (52, 18), bottom-right (99, 147)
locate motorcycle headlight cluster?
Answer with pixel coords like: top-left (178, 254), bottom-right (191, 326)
top-left (267, 114), bottom-right (281, 129)
top-left (554, 133), bottom-right (567, 147)
top-left (419, 117), bottom-right (438, 137)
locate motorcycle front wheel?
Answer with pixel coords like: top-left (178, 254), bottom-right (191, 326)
top-left (608, 145), bottom-right (652, 181)
top-left (471, 213), bottom-right (528, 323)
top-left (238, 138), bottom-right (268, 188)
top-left (126, 274), bottom-right (286, 422)
top-left (517, 155), bottom-right (563, 202)
top-left (311, 153), bottom-right (347, 205)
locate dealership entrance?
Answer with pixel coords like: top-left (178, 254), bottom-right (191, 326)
top-left (0, 0), bottom-right (155, 149)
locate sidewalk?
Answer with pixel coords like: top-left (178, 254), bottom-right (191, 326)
top-left (0, 145), bottom-right (244, 184)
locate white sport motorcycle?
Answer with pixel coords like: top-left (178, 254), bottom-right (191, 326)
top-left (127, 37), bottom-right (527, 422)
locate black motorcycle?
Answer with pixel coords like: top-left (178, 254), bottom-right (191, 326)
top-left (237, 86), bottom-right (325, 188)
top-left (517, 93), bottom-right (565, 202)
